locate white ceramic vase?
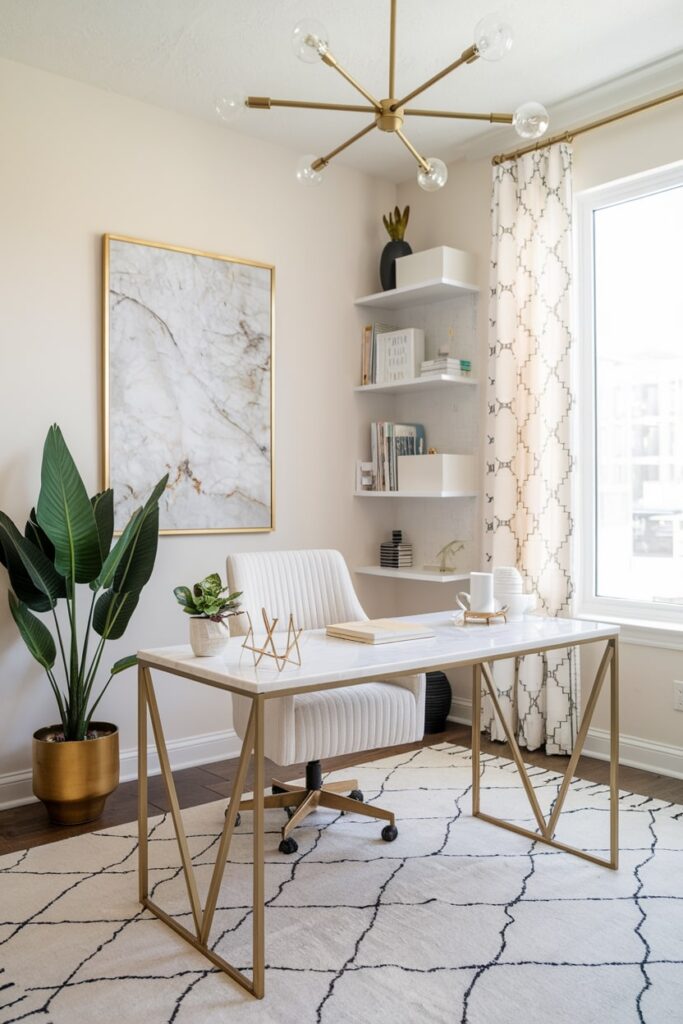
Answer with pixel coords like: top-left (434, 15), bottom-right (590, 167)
top-left (189, 617), bottom-right (230, 657)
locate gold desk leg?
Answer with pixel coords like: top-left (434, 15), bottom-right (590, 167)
top-left (610, 638), bottom-right (620, 869)
top-left (139, 669), bottom-right (262, 997)
top-left (473, 639), bottom-right (619, 871)
top-left (471, 663), bottom-right (481, 815)
top-left (138, 665), bottom-right (148, 903)
top-left (252, 695), bottom-right (266, 999)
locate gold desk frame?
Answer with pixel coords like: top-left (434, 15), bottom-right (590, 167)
top-left (102, 234), bottom-right (275, 536)
top-left (138, 632), bottom-right (619, 1000)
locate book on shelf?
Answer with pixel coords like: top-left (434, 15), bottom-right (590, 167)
top-left (370, 422), bottom-right (426, 491)
top-left (326, 618), bottom-right (435, 644)
top-left (375, 328), bottom-right (425, 384)
top-left (360, 322), bottom-right (396, 385)
top-left (420, 357), bottom-right (472, 378)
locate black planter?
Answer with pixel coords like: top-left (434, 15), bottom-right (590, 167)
top-left (380, 239), bottom-right (412, 291)
top-left (424, 671), bottom-right (453, 734)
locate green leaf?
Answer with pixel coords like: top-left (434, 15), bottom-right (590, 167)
top-left (173, 585), bottom-right (196, 612)
top-left (8, 591), bottom-right (56, 669)
top-left (35, 425), bottom-right (102, 584)
top-left (92, 588), bottom-right (140, 640)
top-left (91, 489), bottom-right (114, 561)
top-left (90, 507), bottom-right (142, 591)
top-left (0, 512), bottom-right (52, 612)
top-left (25, 508), bottom-right (55, 560)
top-left (111, 654), bottom-right (137, 676)
top-left (15, 535), bottom-right (64, 608)
top-left (112, 474), bottom-right (168, 595)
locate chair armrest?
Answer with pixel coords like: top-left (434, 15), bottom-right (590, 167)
top-left (376, 673), bottom-right (426, 741)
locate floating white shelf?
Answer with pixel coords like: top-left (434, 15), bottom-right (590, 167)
top-left (354, 374), bottom-right (478, 395)
top-left (355, 277), bottom-right (479, 310)
top-left (356, 566), bottom-right (469, 583)
top-left (353, 490), bottom-right (477, 498)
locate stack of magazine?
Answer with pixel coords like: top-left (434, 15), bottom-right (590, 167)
top-left (380, 530), bottom-right (413, 568)
top-left (370, 421), bottom-right (426, 491)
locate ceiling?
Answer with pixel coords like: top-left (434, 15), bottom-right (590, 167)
top-left (1, 0), bottom-right (682, 180)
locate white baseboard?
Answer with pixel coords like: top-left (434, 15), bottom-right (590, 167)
top-left (0, 728), bottom-right (242, 811)
top-left (448, 697), bottom-right (683, 781)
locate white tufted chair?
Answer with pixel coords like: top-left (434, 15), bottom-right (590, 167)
top-left (227, 549), bottom-right (425, 853)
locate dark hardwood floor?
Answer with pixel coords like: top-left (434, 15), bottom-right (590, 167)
top-left (2, 723), bottom-right (682, 855)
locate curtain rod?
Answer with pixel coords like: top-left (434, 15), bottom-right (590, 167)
top-left (492, 87), bottom-right (683, 165)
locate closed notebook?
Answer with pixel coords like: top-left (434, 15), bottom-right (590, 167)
top-left (326, 619), bottom-right (435, 644)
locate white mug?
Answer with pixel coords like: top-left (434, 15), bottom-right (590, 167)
top-left (456, 572), bottom-right (495, 614)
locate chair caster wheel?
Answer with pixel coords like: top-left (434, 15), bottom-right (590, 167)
top-left (285, 806), bottom-right (294, 819)
top-left (381, 824), bottom-right (398, 842)
top-left (234, 813), bottom-right (241, 828)
top-left (272, 784), bottom-right (286, 795)
top-left (279, 837), bottom-right (298, 855)
top-left (349, 789), bottom-right (364, 803)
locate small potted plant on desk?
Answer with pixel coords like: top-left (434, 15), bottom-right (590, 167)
top-left (0, 424), bottom-right (167, 825)
top-left (174, 574), bottom-right (242, 656)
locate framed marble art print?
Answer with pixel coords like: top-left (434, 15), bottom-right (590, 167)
top-left (102, 235), bottom-right (274, 534)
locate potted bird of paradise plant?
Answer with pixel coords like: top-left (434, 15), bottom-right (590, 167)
top-left (0, 424), bottom-right (167, 824)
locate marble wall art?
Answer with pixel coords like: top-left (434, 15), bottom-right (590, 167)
top-left (103, 235), bottom-right (274, 533)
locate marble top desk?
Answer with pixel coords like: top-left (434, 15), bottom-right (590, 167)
top-left (137, 613), bottom-right (620, 999)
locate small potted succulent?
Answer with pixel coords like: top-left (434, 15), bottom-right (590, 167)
top-left (174, 573), bottom-right (243, 656)
top-left (380, 204), bottom-right (411, 290)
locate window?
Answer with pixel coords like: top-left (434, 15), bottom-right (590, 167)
top-left (577, 162), bottom-right (683, 630)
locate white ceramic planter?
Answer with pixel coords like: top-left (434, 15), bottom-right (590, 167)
top-left (189, 617), bottom-right (230, 657)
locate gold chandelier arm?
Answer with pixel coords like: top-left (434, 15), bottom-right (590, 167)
top-left (406, 108), bottom-right (513, 124)
top-left (311, 121), bottom-right (377, 171)
top-left (394, 128), bottom-right (430, 174)
top-left (389, 0), bottom-right (397, 98)
top-left (247, 97), bottom-right (377, 114)
top-left (392, 44), bottom-right (479, 110)
top-left (321, 51), bottom-right (382, 109)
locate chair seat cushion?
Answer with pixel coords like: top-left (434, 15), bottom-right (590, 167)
top-left (291, 681), bottom-right (417, 764)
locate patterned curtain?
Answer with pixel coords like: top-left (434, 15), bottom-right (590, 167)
top-left (483, 142), bottom-right (578, 754)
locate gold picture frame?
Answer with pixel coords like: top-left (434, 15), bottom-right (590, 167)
top-left (101, 233), bottom-right (272, 536)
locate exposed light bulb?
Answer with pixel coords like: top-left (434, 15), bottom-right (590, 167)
top-left (473, 13), bottom-right (513, 61)
top-left (295, 154), bottom-right (325, 186)
top-left (292, 19), bottom-right (330, 63)
top-left (417, 157), bottom-right (448, 193)
top-left (214, 92), bottom-right (246, 123)
top-left (513, 101), bottom-right (550, 139)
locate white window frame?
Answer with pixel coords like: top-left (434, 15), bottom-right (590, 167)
top-left (575, 160), bottom-right (683, 649)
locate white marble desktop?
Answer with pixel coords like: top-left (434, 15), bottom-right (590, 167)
top-left (108, 239), bottom-right (272, 531)
top-left (139, 613), bottom-right (619, 697)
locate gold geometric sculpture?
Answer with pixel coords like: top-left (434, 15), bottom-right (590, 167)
top-left (242, 608), bottom-right (303, 671)
top-left (234, 0), bottom-right (550, 190)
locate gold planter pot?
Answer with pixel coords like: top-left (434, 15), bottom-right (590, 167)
top-left (32, 723), bottom-right (120, 825)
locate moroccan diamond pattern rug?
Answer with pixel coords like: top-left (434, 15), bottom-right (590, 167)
top-left (0, 743), bottom-right (681, 1024)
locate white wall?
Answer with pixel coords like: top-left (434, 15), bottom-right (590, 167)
top-left (397, 101), bottom-right (683, 772)
top-left (0, 57), bottom-right (397, 805)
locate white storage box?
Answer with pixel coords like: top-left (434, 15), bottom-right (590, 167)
top-left (395, 246), bottom-right (477, 290)
top-left (397, 454), bottom-right (477, 494)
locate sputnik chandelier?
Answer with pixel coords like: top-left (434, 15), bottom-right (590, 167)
top-left (217, 1), bottom-right (549, 191)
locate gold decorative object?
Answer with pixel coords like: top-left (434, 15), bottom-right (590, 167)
top-left (462, 607), bottom-right (508, 626)
top-left (244, 1), bottom-right (550, 191)
top-left (242, 608), bottom-right (303, 670)
top-left (32, 723), bottom-right (120, 824)
top-left (434, 539), bottom-right (464, 573)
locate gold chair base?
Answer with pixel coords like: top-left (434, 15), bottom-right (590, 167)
top-left (237, 777), bottom-right (395, 840)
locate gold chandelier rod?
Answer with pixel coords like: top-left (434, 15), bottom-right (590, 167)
top-left (389, 0), bottom-right (397, 97)
top-left (493, 86), bottom-right (683, 164)
top-left (311, 121), bottom-right (378, 171)
top-left (247, 97), bottom-right (376, 114)
top-left (407, 108), bottom-right (513, 123)
top-left (320, 50), bottom-right (382, 109)
top-left (391, 44), bottom-right (479, 110)
top-left (394, 128), bottom-right (430, 173)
